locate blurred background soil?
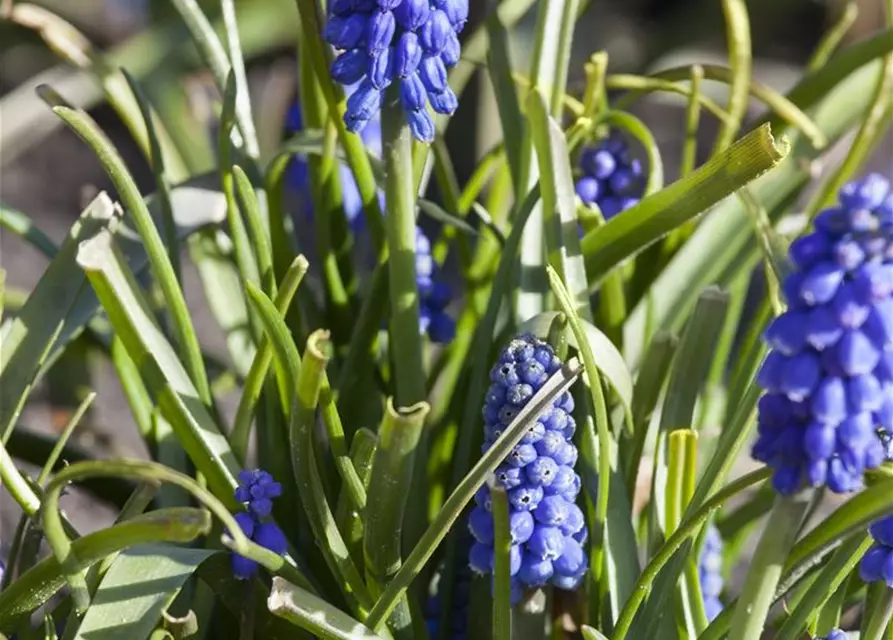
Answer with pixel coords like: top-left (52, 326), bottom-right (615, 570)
top-left (1, 0), bottom-right (892, 588)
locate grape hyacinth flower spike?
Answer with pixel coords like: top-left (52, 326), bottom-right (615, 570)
top-left (699, 524), bottom-right (724, 621)
top-left (468, 334), bottom-right (586, 603)
top-left (231, 469), bottom-right (287, 579)
top-left (859, 514), bottom-right (893, 586)
top-left (324, 0), bottom-right (470, 142)
top-left (753, 173), bottom-right (893, 495)
top-left (575, 132), bottom-right (645, 219)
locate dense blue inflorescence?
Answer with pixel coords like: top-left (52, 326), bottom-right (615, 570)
top-left (574, 133), bottom-right (645, 219)
top-left (284, 101), bottom-right (455, 343)
top-left (467, 334), bottom-right (586, 603)
top-left (819, 630), bottom-right (849, 640)
top-left (753, 173), bottom-right (893, 495)
top-left (231, 469), bottom-right (287, 579)
top-left (323, 0), bottom-right (469, 142)
top-left (699, 524), bottom-right (724, 621)
top-left (860, 514), bottom-right (893, 587)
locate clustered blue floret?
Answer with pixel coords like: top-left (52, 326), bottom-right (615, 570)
top-left (819, 630), bottom-right (849, 640)
top-left (574, 132), bottom-right (645, 219)
top-left (284, 101), bottom-right (455, 343)
top-left (467, 334), bottom-right (586, 602)
top-left (285, 99), bottom-right (382, 227)
top-left (859, 514), bottom-right (893, 587)
top-left (698, 524), bottom-right (724, 621)
top-left (415, 226), bottom-right (455, 343)
top-left (324, 0), bottom-right (469, 142)
top-left (754, 174), bottom-right (893, 495)
top-left (231, 469), bottom-right (288, 579)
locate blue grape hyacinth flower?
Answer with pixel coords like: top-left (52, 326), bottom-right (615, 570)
top-left (575, 132), bottom-right (645, 219)
top-left (231, 468), bottom-right (287, 580)
top-left (284, 99), bottom-right (383, 227)
top-left (285, 101), bottom-right (455, 343)
top-left (859, 514), bottom-right (893, 586)
top-left (753, 173), bottom-right (893, 495)
top-left (468, 334), bottom-right (586, 603)
top-left (819, 630), bottom-right (849, 640)
top-left (699, 524), bottom-right (724, 621)
top-left (324, 0), bottom-right (469, 142)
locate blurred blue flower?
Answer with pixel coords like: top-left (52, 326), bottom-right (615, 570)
top-left (699, 524), bottom-right (724, 621)
top-left (324, 0), bottom-right (469, 142)
top-left (231, 468), bottom-right (287, 580)
top-left (754, 173), bottom-right (893, 495)
top-left (575, 132), bottom-right (645, 219)
top-left (819, 630), bottom-right (849, 640)
top-left (468, 334), bottom-right (586, 603)
top-left (859, 514), bottom-right (893, 586)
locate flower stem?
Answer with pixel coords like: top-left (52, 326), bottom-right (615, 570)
top-left (862, 585), bottom-right (893, 640)
top-left (382, 93), bottom-right (425, 407)
top-left (727, 493), bottom-right (812, 640)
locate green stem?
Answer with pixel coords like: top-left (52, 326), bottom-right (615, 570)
top-left (807, 2), bottom-right (859, 72)
top-left (492, 485), bottom-right (512, 640)
top-left (715, 0), bottom-right (752, 151)
top-left (0, 441), bottom-right (41, 516)
top-left (862, 586), bottom-right (893, 640)
top-left (381, 95), bottom-right (425, 407)
top-left (727, 493), bottom-right (812, 640)
top-left (364, 400), bottom-right (430, 638)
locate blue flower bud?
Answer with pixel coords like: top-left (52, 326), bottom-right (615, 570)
top-left (494, 465), bottom-right (524, 489)
top-left (394, 0), bottom-right (429, 30)
top-left (366, 10), bottom-right (396, 56)
top-left (428, 87), bottom-right (459, 115)
top-left (518, 554), bottom-right (553, 586)
top-left (394, 32), bottom-right (422, 77)
top-left (469, 506), bottom-right (494, 544)
top-left (368, 48), bottom-right (394, 89)
top-left (469, 542), bottom-right (493, 574)
top-left (420, 9), bottom-right (451, 53)
top-left (407, 108), bottom-right (435, 142)
top-left (790, 233), bottom-right (830, 269)
top-left (345, 80), bottom-right (382, 127)
top-left (332, 49), bottom-right (370, 85)
top-left (440, 30), bottom-right (461, 66)
top-left (419, 55), bottom-right (448, 92)
top-left (575, 176), bottom-right (602, 204)
top-left (508, 484), bottom-right (544, 511)
top-left (552, 537), bottom-right (585, 576)
top-left (509, 510), bottom-right (536, 544)
top-left (400, 73), bottom-right (427, 112)
top-left (534, 495), bottom-right (570, 527)
top-left (801, 261), bottom-right (845, 305)
top-left (810, 377), bottom-right (847, 423)
top-left (835, 330), bottom-right (880, 376)
top-left (437, 0), bottom-right (469, 29)
top-left (325, 13), bottom-right (368, 49)
top-left (779, 352), bottom-right (821, 401)
top-left (527, 525), bottom-right (565, 560)
top-left (525, 456), bottom-right (559, 486)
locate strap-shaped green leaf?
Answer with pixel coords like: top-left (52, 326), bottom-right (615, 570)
top-left (71, 544), bottom-right (216, 640)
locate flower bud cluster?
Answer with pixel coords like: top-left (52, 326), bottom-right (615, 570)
top-left (231, 469), bottom-right (287, 579)
top-left (754, 174), bottom-right (893, 494)
top-left (324, 0), bottom-right (469, 142)
top-left (467, 334), bottom-right (587, 602)
top-left (574, 133), bottom-right (645, 219)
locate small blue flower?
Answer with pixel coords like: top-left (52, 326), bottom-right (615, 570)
top-left (754, 174), bottom-right (893, 495)
top-left (575, 132), bottom-right (646, 220)
top-left (231, 469), bottom-right (287, 580)
top-left (819, 630), bottom-right (849, 640)
top-left (468, 334), bottom-right (585, 603)
top-left (324, 0), bottom-right (469, 142)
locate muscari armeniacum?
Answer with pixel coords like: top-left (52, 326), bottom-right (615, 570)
top-left (324, 0), bottom-right (469, 142)
top-left (754, 174), bottom-right (893, 495)
top-left (468, 334), bottom-right (587, 603)
top-left (230, 469), bottom-right (288, 579)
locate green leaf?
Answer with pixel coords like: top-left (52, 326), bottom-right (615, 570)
top-left (268, 578), bottom-right (386, 640)
top-left (529, 90), bottom-right (591, 321)
top-left (72, 544), bottom-right (216, 640)
top-left (581, 626), bottom-right (610, 640)
top-left (0, 204), bottom-right (58, 259)
top-left (0, 509), bottom-right (211, 630)
top-left (417, 199), bottom-right (478, 237)
top-left (76, 227), bottom-right (240, 500)
top-left (491, 485), bottom-right (512, 640)
top-left (0, 193), bottom-right (115, 442)
top-left (581, 123), bottom-right (788, 292)
top-left (485, 13), bottom-right (525, 192)
top-left (517, 311), bottom-right (633, 417)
